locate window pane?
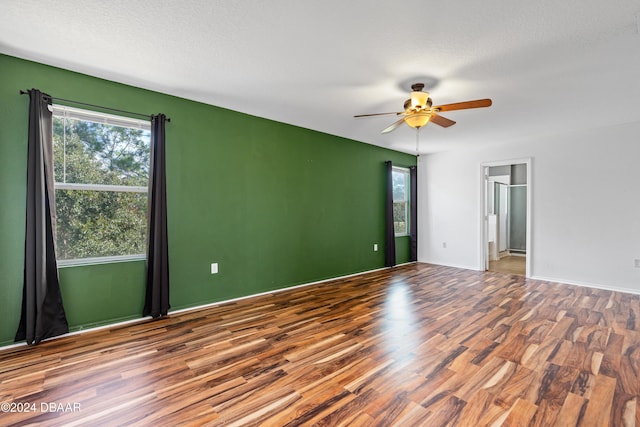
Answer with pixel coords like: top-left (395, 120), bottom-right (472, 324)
top-left (53, 117), bottom-right (150, 187)
top-left (52, 106), bottom-right (150, 262)
top-left (55, 189), bottom-right (148, 260)
top-left (393, 201), bottom-right (407, 235)
top-left (392, 170), bottom-right (407, 201)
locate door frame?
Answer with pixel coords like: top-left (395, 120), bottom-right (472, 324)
top-left (479, 158), bottom-right (532, 277)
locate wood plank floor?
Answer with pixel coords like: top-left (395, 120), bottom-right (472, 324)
top-left (489, 256), bottom-right (526, 276)
top-left (1, 263), bottom-right (639, 426)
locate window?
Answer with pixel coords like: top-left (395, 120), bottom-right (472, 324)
top-left (392, 167), bottom-right (410, 236)
top-left (52, 105), bottom-right (151, 264)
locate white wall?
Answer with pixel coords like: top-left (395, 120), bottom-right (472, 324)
top-left (418, 121), bottom-right (640, 295)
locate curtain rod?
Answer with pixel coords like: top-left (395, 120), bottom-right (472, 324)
top-left (19, 90), bottom-right (171, 122)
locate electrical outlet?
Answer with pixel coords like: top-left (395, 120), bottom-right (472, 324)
top-left (634, 259), bottom-right (640, 268)
top-left (442, 242), bottom-right (447, 249)
top-left (211, 263), bottom-right (219, 274)
top-left (373, 244), bottom-right (378, 251)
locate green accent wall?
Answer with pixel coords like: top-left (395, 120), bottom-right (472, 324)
top-left (0, 54), bottom-right (416, 346)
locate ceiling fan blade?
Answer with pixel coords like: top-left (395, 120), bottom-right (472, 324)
top-left (430, 113), bottom-right (456, 128)
top-left (381, 117), bottom-right (406, 134)
top-left (354, 111), bottom-right (403, 118)
top-left (434, 98), bottom-right (492, 112)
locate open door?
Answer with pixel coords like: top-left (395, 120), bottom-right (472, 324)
top-left (481, 160), bottom-right (531, 277)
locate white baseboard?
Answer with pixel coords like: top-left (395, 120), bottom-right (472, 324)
top-left (421, 262), bottom-right (640, 297)
top-left (169, 266), bottom-right (390, 316)
top-left (2, 266), bottom-right (391, 351)
top-left (419, 260), bottom-right (481, 272)
top-left (531, 275), bottom-right (640, 297)
top-left (1, 315), bottom-right (152, 351)
top-left (9, 264), bottom-right (634, 352)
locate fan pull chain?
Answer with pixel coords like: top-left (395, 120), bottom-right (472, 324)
top-left (416, 127), bottom-right (421, 156)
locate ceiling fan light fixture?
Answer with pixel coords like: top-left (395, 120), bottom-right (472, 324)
top-left (405, 113), bottom-right (430, 129)
top-left (354, 81), bottom-right (491, 135)
top-left (410, 90), bottom-right (429, 109)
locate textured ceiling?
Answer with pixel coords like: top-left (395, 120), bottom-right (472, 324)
top-left (1, 0), bottom-right (640, 154)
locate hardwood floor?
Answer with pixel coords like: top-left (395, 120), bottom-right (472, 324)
top-left (1, 263), bottom-right (639, 426)
top-left (489, 256), bottom-right (526, 276)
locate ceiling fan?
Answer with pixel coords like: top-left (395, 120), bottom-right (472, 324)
top-left (354, 83), bottom-right (492, 134)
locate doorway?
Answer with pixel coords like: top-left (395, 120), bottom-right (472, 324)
top-left (481, 159), bottom-right (531, 277)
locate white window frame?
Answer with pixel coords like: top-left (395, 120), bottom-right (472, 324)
top-left (52, 105), bottom-right (150, 267)
top-left (392, 166), bottom-right (410, 237)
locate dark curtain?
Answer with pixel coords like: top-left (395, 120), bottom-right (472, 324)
top-left (143, 114), bottom-right (170, 318)
top-left (384, 161), bottom-right (396, 267)
top-left (15, 89), bottom-right (69, 344)
top-left (409, 166), bottom-right (418, 262)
